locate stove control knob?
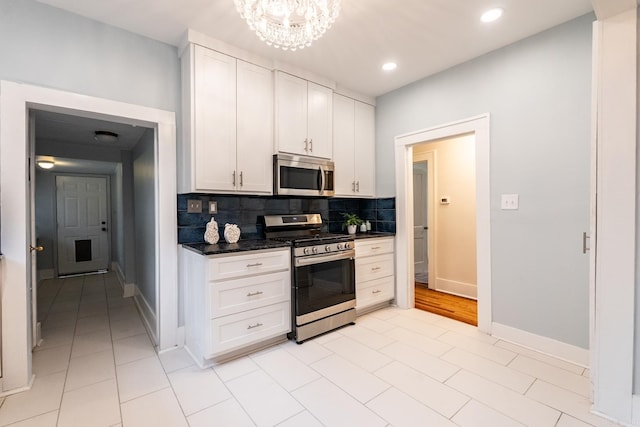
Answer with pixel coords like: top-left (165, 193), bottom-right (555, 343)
top-left (312, 246), bottom-right (318, 254)
top-left (303, 247), bottom-right (310, 255)
top-left (337, 243), bottom-right (343, 250)
top-left (325, 245), bottom-right (331, 252)
top-left (345, 242), bottom-right (351, 249)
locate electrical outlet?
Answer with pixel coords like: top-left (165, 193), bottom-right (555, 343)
top-left (187, 199), bottom-right (202, 213)
top-left (209, 201), bottom-right (218, 214)
top-left (501, 194), bottom-right (519, 210)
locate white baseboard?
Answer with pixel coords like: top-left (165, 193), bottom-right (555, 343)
top-left (435, 278), bottom-right (477, 299)
top-left (37, 269), bottom-right (54, 282)
top-left (134, 286), bottom-right (158, 346)
top-left (492, 322), bottom-right (589, 367)
top-left (111, 262), bottom-right (135, 298)
top-left (631, 395), bottom-right (640, 426)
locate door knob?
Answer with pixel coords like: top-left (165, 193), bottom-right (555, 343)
top-left (29, 245), bottom-right (44, 252)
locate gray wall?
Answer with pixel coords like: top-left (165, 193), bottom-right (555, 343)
top-left (0, 0), bottom-right (179, 114)
top-left (376, 14), bottom-right (593, 348)
top-left (133, 129), bottom-right (156, 312)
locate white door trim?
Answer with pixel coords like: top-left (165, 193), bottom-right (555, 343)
top-left (394, 114), bottom-right (491, 333)
top-left (0, 80), bottom-right (178, 393)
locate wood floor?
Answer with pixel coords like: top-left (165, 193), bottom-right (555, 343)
top-left (414, 283), bottom-right (478, 326)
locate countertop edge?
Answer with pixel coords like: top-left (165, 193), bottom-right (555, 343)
top-left (182, 239), bottom-right (291, 256)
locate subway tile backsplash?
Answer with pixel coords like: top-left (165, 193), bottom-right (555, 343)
top-left (177, 194), bottom-right (396, 244)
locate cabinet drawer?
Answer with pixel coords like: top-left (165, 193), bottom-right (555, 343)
top-left (210, 271), bottom-right (290, 318)
top-left (209, 302), bottom-right (291, 356)
top-left (208, 248), bottom-right (289, 281)
top-left (355, 238), bottom-right (394, 257)
top-left (356, 253), bottom-right (394, 282)
top-left (356, 276), bottom-right (395, 309)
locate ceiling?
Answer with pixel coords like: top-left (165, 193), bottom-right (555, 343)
top-left (35, 0), bottom-right (594, 98)
top-left (34, 110), bottom-right (149, 173)
top-left (35, 110), bottom-right (148, 150)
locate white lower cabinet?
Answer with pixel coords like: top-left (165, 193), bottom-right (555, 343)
top-left (182, 247), bottom-right (291, 366)
top-left (355, 237), bottom-right (395, 313)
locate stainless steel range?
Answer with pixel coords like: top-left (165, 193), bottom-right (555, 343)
top-left (264, 214), bottom-right (356, 343)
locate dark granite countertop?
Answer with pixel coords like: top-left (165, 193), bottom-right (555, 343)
top-left (353, 232), bottom-right (395, 239)
top-left (182, 239), bottom-right (291, 256)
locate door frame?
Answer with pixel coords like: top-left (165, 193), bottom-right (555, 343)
top-left (394, 114), bottom-right (491, 333)
top-left (0, 80), bottom-right (178, 393)
top-left (54, 174), bottom-right (111, 276)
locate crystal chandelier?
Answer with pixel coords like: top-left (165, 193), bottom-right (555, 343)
top-left (234, 0), bottom-right (341, 51)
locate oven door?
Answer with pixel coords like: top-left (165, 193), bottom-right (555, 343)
top-left (294, 250), bottom-right (355, 325)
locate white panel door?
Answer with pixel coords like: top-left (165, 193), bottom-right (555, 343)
top-left (275, 72), bottom-right (308, 156)
top-left (307, 82), bottom-right (333, 159)
top-left (56, 176), bottom-right (109, 275)
top-left (332, 93), bottom-right (355, 195)
top-left (194, 45), bottom-right (237, 191)
top-left (413, 162), bottom-right (429, 284)
top-left (354, 101), bottom-right (375, 197)
top-left (236, 60), bottom-right (273, 194)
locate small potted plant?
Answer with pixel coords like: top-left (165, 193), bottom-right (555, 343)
top-left (342, 213), bottom-right (363, 235)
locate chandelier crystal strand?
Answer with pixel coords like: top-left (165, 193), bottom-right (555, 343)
top-left (234, 0), bottom-right (341, 51)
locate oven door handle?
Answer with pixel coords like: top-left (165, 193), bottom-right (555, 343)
top-left (294, 250), bottom-right (355, 267)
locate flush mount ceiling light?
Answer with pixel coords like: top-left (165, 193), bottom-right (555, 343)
top-left (481, 7), bottom-right (503, 23)
top-left (94, 130), bottom-right (119, 144)
top-left (234, 0), bottom-right (341, 51)
top-left (37, 160), bottom-right (55, 170)
top-left (382, 62), bottom-right (397, 71)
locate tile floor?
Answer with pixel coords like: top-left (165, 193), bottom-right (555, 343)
top-left (0, 273), bottom-right (618, 427)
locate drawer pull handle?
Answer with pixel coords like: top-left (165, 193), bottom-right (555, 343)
top-left (371, 246), bottom-right (381, 250)
top-left (246, 291), bottom-right (264, 297)
top-left (247, 322), bottom-right (263, 330)
top-left (371, 267), bottom-right (381, 271)
top-left (246, 263), bottom-right (263, 268)
top-left (372, 289), bottom-right (382, 294)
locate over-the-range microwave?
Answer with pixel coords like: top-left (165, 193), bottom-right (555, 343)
top-left (273, 153), bottom-right (335, 197)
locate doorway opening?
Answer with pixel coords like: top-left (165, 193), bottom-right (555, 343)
top-left (393, 114), bottom-right (491, 333)
top-left (32, 108), bottom-right (161, 359)
top-left (0, 81), bottom-right (178, 393)
top-left (411, 134), bottom-right (478, 326)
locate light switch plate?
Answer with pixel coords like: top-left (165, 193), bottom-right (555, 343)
top-left (209, 201), bottom-right (218, 214)
top-left (501, 194), bottom-right (519, 210)
top-left (187, 199), bottom-right (202, 213)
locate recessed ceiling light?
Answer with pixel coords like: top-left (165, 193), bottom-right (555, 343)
top-left (481, 8), bottom-right (503, 23)
top-left (37, 160), bottom-right (55, 169)
top-left (382, 62), bottom-right (397, 71)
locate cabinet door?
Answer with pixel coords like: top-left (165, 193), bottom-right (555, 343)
top-left (333, 94), bottom-right (356, 196)
top-left (275, 72), bottom-right (308, 156)
top-left (237, 60), bottom-right (273, 194)
top-left (194, 46), bottom-right (237, 191)
top-left (354, 101), bottom-right (375, 197)
top-left (307, 82), bottom-right (333, 159)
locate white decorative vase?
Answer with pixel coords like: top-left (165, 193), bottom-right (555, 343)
top-left (204, 218), bottom-right (219, 244)
top-left (347, 225), bottom-right (357, 235)
top-left (224, 223), bottom-right (241, 243)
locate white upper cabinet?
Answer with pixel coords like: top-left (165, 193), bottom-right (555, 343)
top-left (236, 60), bottom-right (274, 194)
top-left (181, 44), bottom-right (273, 194)
top-left (332, 93), bottom-right (375, 197)
top-left (275, 71), bottom-right (332, 159)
